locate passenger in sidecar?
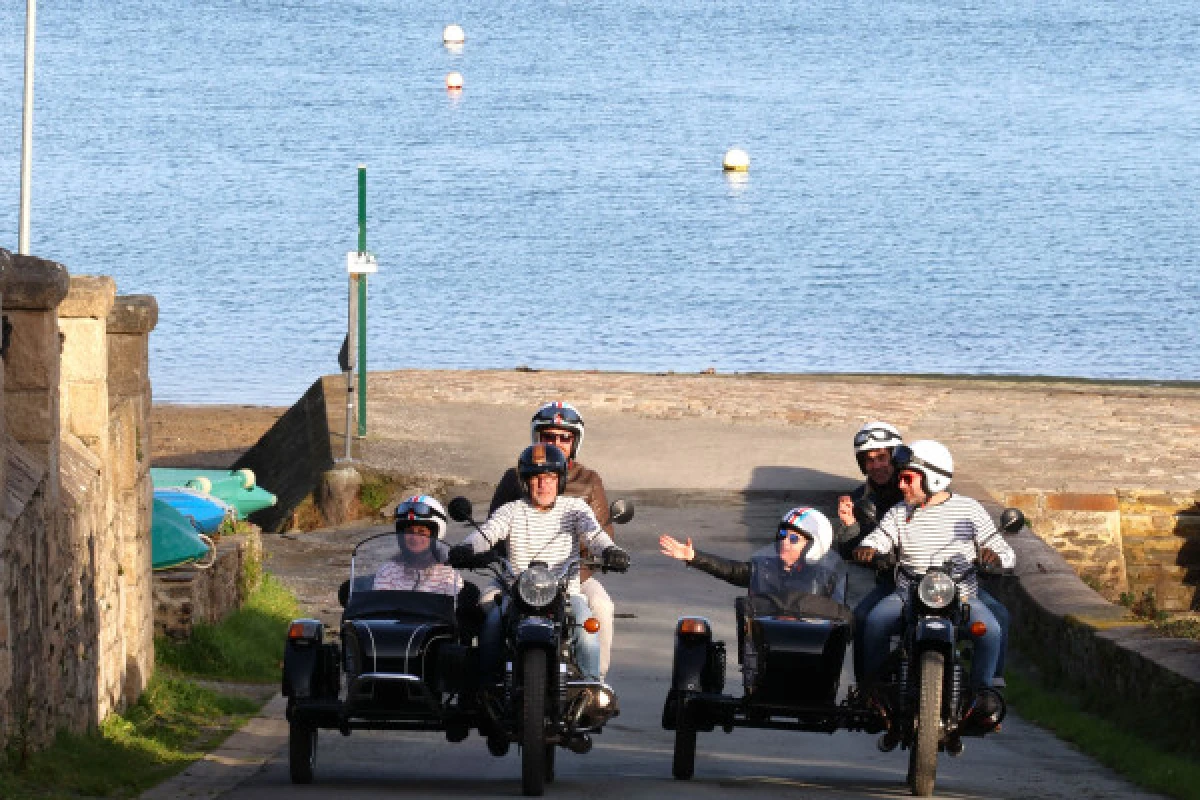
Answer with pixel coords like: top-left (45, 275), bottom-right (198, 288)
top-left (280, 496), bottom-right (483, 785)
top-left (660, 508), bottom-right (874, 780)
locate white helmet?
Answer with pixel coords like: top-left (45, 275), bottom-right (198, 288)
top-left (530, 401), bottom-right (585, 460)
top-left (853, 421), bottom-right (903, 474)
top-left (894, 440), bottom-right (954, 495)
top-left (394, 494), bottom-right (448, 540)
top-left (778, 507), bottom-right (833, 564)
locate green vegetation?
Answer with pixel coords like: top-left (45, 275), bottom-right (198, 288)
top-left (156, 573), bottom-right (298, 682)
top-left (359, 476), bottom-right (392, 514)
top-left (1009, 669), bottom-right (1200, 800)
top-left (0, 574), bottom-right (297, 796)
top-left (1119, 587), bottom-right (1168, 623)
top-left (0, 676), bottom-right (260, 799)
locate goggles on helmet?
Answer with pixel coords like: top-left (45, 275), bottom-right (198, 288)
top-left (854, 428), bottom-right (900, 448)
top-left (395, 500), bottom-right (446, 522)
top-left (892, 445), bottom-right (952, 478)
top-left (533, 406), bottom-right (583, 426)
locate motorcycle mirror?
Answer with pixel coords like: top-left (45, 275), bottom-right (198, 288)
top-left (447, 496), bottom-right (474, 523)
top-left (610, 498), bottom-right (635, 525)
top-left (337, 579), bottom-right (350, 608)
top-left (999, 508), bottom-right (1026, 534)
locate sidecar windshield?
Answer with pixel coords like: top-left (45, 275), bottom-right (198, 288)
top-left (344, 532), bottom-right (460, 619)
top-left (746, 546), bottom-right (849, 618)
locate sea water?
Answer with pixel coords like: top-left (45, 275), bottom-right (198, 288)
top-left (0, 0), bottom-right (1197, 403)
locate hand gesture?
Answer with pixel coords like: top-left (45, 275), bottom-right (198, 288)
top-left (852, 546), bottom-right (877, 565)
top-left (659, 534), bottom-right (695, 562)
top-left (837, 495), bottom-right (855, 526)
top-left (980, 547), bottom-right (1001, 568)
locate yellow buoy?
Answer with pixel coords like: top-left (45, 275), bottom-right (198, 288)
top-left (723, 148), bottom-right (750, 172)
top-left (443, 24), bottom-right (465, 45)
top-left (446, 71), bottom-right (464, 90)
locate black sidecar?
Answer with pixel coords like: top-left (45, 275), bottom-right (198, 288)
top-left (281, 532), bottom-right (480, 784)
top-left (662, 549), bottom-right (878, 780)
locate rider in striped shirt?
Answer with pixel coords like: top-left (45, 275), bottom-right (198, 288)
top-left (853, 440), bottom-right (1014, 700)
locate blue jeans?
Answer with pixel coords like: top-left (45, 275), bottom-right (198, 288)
top-left (978, 589), bottom-right (1009, 678)
top-left (861, 590), bottom-right (1003, 690)
top-left (852, 582), bottom-right (895, 683)
top-left (480, 593), bottom-right (601, 683)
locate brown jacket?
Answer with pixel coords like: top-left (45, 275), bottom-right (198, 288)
top-left (489, 462), bottom-right (614, 580)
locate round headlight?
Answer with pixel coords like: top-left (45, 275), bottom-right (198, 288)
top-left (917, 572), bottom-right (957, 609)
top-left (517, 565), bottom-right (558, 608)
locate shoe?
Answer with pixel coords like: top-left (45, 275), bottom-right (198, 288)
top-left (991, 676), bottom-right (1007, 689)
top-left (961, 688), bottom-right (1004, 734)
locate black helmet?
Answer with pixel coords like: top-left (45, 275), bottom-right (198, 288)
top-left (517, 443), bottom-right (569, 498)
top-left (530, 401), bottom-right (585, 460)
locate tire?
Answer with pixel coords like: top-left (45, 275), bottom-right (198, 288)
top-left (288, 719), bottom-right (317, 784)
top-left (521, 648), bottom-right (548, 797)
top-left (544, 742), bottom-right (557, 783)
top-left (672, 695), bottom-right (697, 781)
top-left (909, 650), bottom-right (944, 797)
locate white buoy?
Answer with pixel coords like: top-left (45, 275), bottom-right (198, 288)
top-left (723, 148), bottom-right (750, 172)
top-left (445, 71), bottom-right (464, 90)
top-left (443, 24), bottom-right (465, 45)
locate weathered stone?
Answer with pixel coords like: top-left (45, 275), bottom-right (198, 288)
top-left (317, 466), bottom-right (362, 526)
top-left (1, 254), bottom-right (69, 311)
top-left (3, 309), bottom-right (61, 390)
top-left (106, 335), bottom-right (150, 399)
top-left (5, 388), bottom-right (58, 445)
top-left (1046, 492), bottom-right (1119, 512)
top-left (63, 380), bottom-right (111, 443)
top-left (58, 275), bottom-right (116, 320)
top-left (59, 317), bottom-right (109, 384)
top-left (106, 295), bottom-right (158, 335)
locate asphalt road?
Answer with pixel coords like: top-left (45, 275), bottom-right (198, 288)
top-left (230, 490), bottom-right (1161, 800)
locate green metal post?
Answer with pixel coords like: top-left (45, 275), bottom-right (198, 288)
top-left (356, 164), bottom-right (368, 436)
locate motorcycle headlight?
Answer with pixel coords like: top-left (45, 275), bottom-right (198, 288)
top-left (517, 565), bottom-right (558, 608)
top-left (917, 572), bottom-right (957, 609)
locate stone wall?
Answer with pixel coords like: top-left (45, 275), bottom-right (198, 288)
top-left (1004, 489), bottom-right (1200, 610)
top-left (153, 531), bottom-right (262, 640)
top-left (0, 255), bottom-right (157, 751)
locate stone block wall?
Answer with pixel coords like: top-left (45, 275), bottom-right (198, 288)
top-left (153, 532), bottom-right (262, 640)
top-left (1005, 489), bottom-right (1200, 610)
top-left (0, 255), bottom-right (157, 751)
top-left (1117, 490), bottom-right (1200, 611)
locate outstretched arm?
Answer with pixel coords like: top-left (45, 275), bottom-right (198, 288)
top-left (660, 534), bottom-right (751, 587)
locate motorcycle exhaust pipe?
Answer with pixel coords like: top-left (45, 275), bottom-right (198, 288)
top-left (566, 733), bottom-right (592, 754)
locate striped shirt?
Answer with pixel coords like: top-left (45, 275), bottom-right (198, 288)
top-left (463, 497), bottom-right (615, 594)
top-left (861, 494), bottom-right (1015, 600)
top-left (373, 561), bottom-right (463, 596)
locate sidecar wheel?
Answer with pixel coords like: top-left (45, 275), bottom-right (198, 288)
top-left (544, 743), bottom-right (556, 783)
top-left (521, 648), bottom-right (548, 796)
top-left (909, 650), bottom-right (944, 797)
top-left (288, 719), bottom-right (317, 784)
top-left (672, 695), bottom-right (697, 780)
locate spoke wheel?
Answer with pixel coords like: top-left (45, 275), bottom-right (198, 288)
top-left (288, 719), bottom-right (317, 784)
top-left (672, 695), bottom-right (697, 780)
top-left (521, 648), bottom-right (548, 796)
top-left (909, 650), bottom-right (944, 797)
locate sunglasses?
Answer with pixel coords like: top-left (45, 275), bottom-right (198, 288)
top-left (854, 428), bottom-right (897, 447)
top-left (776, 528), bottom-right (813, 544)
top-left (395, 501), bottom-right (446, 521)
top-left (539, 431), bottom-right (575, 444)
top-left (897, 471), bottom-right (922, 486)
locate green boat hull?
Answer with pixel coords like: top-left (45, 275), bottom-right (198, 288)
top-left (150, 468), bottom-right (277, 519)
top-left (152, 498), bottom-right (211, 570)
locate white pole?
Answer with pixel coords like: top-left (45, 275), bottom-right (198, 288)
top-left (18, 0), bottom-right (37, 255)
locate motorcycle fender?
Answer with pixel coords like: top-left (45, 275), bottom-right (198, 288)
top-left (672, 633), bottom-right (712, 692)
top-left (915, 617), bottom-right (956, 647)
top-left (283, 632), bottom-right (324, 699)
top-left (515, 616), bottom-right (557, 648)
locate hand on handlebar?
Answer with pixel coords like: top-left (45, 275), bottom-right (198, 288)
top-left (447, 544), bottom-right (481, 569)
top-left (979, 547), bottom-right (1001, 568)
top-left (602, 546), bottom-right (631, 572)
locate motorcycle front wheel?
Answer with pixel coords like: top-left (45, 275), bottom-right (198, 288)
top-left (672, 695), bottom-right (697, 780)
top-left (909, 650), bottom-right (944, 797)
top-left (521, 648), bottom-right (548, 796)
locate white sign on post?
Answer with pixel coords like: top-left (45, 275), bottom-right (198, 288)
top-left (347, 251), bottom-right (378, 274)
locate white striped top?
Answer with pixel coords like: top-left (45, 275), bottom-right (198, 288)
top-left (463, 497), bottom-right (615, 594)
top-left (373, 561), bottom-right (463, 596)
top-left (861, 494), bottom-right (1016, 600)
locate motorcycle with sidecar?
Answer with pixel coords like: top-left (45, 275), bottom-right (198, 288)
top-left (663, 508), bottom-right (1025, 797)
top-left (446, 495), bottom-right (633, 797)
top-left (281, 531), bottom-right (482, 784)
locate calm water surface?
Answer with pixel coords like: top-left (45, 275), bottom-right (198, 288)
top-left (1, 0), bottom-right (1197, 403)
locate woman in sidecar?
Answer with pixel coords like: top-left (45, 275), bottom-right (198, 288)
top-left (660, 507), bottom-right (860, 780)
top-left (281, 495), bottom-right (483, 785)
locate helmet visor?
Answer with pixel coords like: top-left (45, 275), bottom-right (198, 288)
top-left (395, 500), bottom-right (446, 522)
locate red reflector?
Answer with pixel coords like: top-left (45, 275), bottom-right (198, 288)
top-left (583, 617), bottom-right (600, 634)
top-left (288, 623), bottom-right (307, 639)
top-left (970, 621), bottom-right (988, 637)
top-left (679, 618), bottom-right (709, 636)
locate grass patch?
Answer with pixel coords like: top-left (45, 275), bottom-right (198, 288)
top-left (156, 573), bottom-right (298, 682)
top-left (1153, 617), bottom-right (1200, 640)
top-left (359, 477), bottom-right (392, 514)
top-left (0, 676), bottom-right (259, 799)
top-left (1008, 669), bottom-right (1200, 800)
